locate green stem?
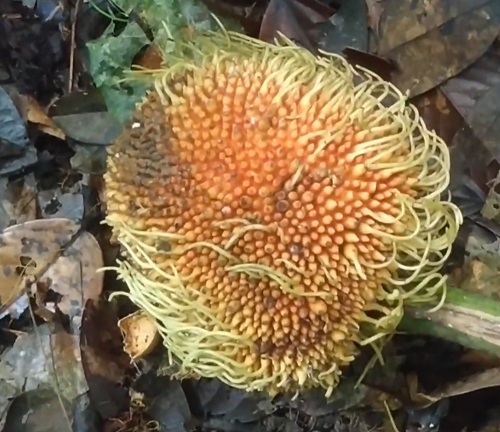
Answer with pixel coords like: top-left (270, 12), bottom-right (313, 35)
top-left (400, 286), bottom-right (500, 356)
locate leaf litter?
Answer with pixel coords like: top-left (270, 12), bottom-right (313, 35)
top-left (5, 0), bottom-right (500, 431)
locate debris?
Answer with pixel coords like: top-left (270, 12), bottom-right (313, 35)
top-left (0, 0), bottom-right (67, 104)
top-left (118, 310), bottom-right (160, 360)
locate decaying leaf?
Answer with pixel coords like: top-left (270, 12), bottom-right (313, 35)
top-left (26, 95), bottom-right (65, 140)
top-left (376, 0), bottom-right (500, 96)
top-left (431, 368), bottom-right (500, 399)
top-left (38, 187), bottom-right (85, 222)
top-left (411, 88), bottom-right (464, 145)
top-left (259, 0), bottom-right (333, 52)
top-left (80, 299), bottom-right (131, 419)
top-left (364, 0), bottom-right (385, 35)
top-left (48, 89), bottom-right (122, 146)
top-left (0, 323), bottom-right (88, 410)
top-left (0, 174), bottom-right (37, 231)
top-left (118, 310), bottom-right (160, 360)
top-left (441, 39), bottom-right (500, 121)
top-left (0, 85), bottom-right (29, 158)
top-left (456, 175), bottom-right (500, 297)
top-left (0, 218), bottom-right (103, 324)
top-left (132, 376), bottom-right (192, 432)
top-left (2, 388), bottom-right (74, 432)
top-left (318, 0), bottom-right (368, 55)
top-left (343, 48), bottom-right (395, 82)
top-left (461, 81), bottom-right (500, 164)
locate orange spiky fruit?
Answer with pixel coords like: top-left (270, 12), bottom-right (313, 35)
top-left (103, 28), bottom-right (462, 397)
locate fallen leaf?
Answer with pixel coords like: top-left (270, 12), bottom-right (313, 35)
top-left (38, 186), bottom-right (85, 222)
top-left (364, 0), bottom-right (385, 35)
top-left (0, 174), bottom-right (37, 231)
top-left (318, 0), bottom-right (368, 55)
top-left (2, 389), bottom-right (73, 432)
top-left (0, 323), bottom-right (88, 406)
top-left (441, 39), bottom-right (500, 121)
top-left (448, 125), bottom-right (495, 192)
top-left (375, 0), bottom-right (500, 97)
top-left (80, 299), bottom-right (131, 419)
top-left (200, 0), bottom-right (263, 37)
top-left (88, 0), bottom-right (231, 124)
top-left (288, 379), bottom-right (369, 416)
top-left (26, 96), bottom-right (65, 140)
top-left (118, 310), bottom-right (160, 360)
top-left (0, 146), bottom-right (37, 177)
top-left (0, 85), bottom-right (29, 158)
top-left (431, 368), bottom-right (500, 399)
top-left (68, 143), bottom-right (108, 175)
top-left (259, 0), bottom-right (333, 52)
top-left (0, 218), bottom-right (104, 326)
top-left (198, 382), bottom-right (270, 421)
top-left (86, 21), bottom-right (150, 124)
top-left (459, 81), bottom-right (500, 165)
top-left (133, 375), bottom-right (192, 432)
top-left (48, 89), bottom-right (122, 146)
top-left (343, 47), bottom-right (396, 82)
top-left (0, 219), bottom-right (76, 315)
top-left (32, 230), bottom-right (104, 326)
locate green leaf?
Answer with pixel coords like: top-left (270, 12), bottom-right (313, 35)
top-left (87, 21), bottom-right (150, 124)
top-left (86, 0), bottom-right (242, 124)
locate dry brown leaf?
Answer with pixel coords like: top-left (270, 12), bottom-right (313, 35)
top-left (0, 218), bottom-right (103, 321)
top-left (375, 0), bottom-right (500, 97)
top-left (364, 0), bottom-right (385, 35)
top-left (26, 96), bottom-right (65, 140)
top-left (431, 368), bottom-right (500, 399)
top-left (118, 310), bottom-right (160, 360)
